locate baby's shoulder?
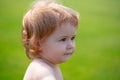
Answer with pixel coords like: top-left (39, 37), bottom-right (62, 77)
top-left (23, 59), bottom-right (56, 80)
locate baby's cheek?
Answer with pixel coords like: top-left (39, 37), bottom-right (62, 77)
top-left (57, 44), bottom-right (66, 51)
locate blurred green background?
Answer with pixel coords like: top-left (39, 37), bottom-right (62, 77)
top-left (0, 0), bottom-right (120, 80)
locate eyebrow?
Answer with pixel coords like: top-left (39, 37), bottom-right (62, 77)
top-left (59, 35), bottom-right (76, 38)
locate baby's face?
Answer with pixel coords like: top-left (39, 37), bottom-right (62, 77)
top-left (40, 22), bottom-right (77, 64)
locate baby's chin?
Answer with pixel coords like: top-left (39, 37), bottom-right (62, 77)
top-left (58, 55), bottom-right (72, 64)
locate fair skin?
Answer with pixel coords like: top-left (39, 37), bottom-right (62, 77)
top-left (23, 22), bottom-right (77, 80)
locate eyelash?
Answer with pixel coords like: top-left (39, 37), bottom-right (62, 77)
top-left (71, 37), bottom-right (75, 40)
top-left (60, 37), bottom-right (75, 42)
top-left (60, 38), bottom-right (66, 41)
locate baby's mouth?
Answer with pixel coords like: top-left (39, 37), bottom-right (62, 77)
top-left (64, 52), bottom-right (73, 55)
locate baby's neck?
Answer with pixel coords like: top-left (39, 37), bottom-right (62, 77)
top-left (34, 58), bottom-right (59, 68)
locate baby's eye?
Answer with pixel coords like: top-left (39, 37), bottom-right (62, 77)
top-left (71, 36), bottom-right (75, 41)
top-left (60, 38), bottom-right (66, 42)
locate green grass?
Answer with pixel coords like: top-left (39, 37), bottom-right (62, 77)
top-left (0, 0), bottom-right (120, 80)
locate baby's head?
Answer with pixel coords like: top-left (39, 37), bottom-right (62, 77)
top-left (22, 0), bottom-right (79, 59)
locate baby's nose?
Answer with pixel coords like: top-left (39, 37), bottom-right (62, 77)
top-left (66, 41), bottom-right (75, 50)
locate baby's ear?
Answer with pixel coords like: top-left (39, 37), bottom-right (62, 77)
top-left (38, 39), bottom-right (45, 52)
top-left (36, 40), bottom-right (42, 52)
top-left (30, 39), bottom-right (42, 54)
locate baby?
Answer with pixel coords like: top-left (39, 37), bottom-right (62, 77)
top-left (22, 0), bottom-right (79, 80)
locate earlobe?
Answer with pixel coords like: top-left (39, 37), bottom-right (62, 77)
top-left (37, 40), bottom-right (42, 52)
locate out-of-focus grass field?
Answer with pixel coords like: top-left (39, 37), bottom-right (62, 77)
top-left (0, 0), bottom-right (120, 80)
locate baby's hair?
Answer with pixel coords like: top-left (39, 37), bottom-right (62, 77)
top-left (22, 0), bottom-right (79, 59)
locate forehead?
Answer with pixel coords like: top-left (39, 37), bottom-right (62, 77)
top-left (42, 22), bottom-right (77, 42)
top-left (51, 23), bottom-right (77, 37)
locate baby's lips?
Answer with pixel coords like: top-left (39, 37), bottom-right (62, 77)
top-left (64, 51), bottom-right (73, 55)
